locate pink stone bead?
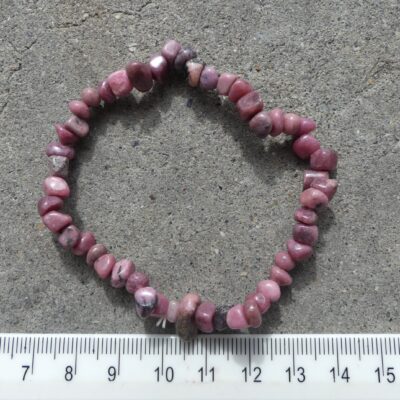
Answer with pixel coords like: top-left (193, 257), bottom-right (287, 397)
top-left (287, 239), bottom-right (313, 262)
top-left (270, 266), bottom-right (293, 286)
top-left (107, 70), bottom-right (133, 97)
top-left (42, 211), bottom-right (72, 233)
top-left (48, 156), bottom-right (69, 178)
top-left (249, 111), bottom-right (272, 138)
top-left (72, 231), bottom-right (96, 256)
top-left (268, 108), bottom-right (285, 136)
top-left (65, 115), bottom-right (89, 138)
top-left (299, 117), bottom-right (317, 135)
top-left (199, 66), bottom-right (219, 90)
top-left (43, 176), bottom-right (70, 198)
top-left (195, 302), bottom-right (216, 333)
top-left (55, 124), bottom-right (79, 146)
top-left (310, 177), bottom-right (338, 200)
top-left (217, 73), bottom-right (238, 96)
top-left (37, 195), bottom-right (63, 216)
top-left (294, 207), bottom-right (318, 225)
top-left (256, 279), bottom-right (281, 302)
top-left (134, 286), bottom-right (157, 318)
top-left (310, 148), bottom-right (338, 171)
top-left (226, 304), bottom-right (249, 330)
top-left (300, 188), bottom-right (329, 209)
top-left (94, 253), bottom-right (116, 280)
top-left (186, 61), bottom-right (204, 87)
top-left (245, 292), bottom-right (271, 314)
top-left (81, 87), bottom-right (101, 107)
top-left (110, 259), bottom-right (135, 288)
top-left (149, 54), bottom-right (168, 82)
top-left (303, 170), bottom-right (329, 189)
top-left (46, 141), bottom-right (75, 160)
top-left (274, 251), bottom-right (295, 271)
top-left (161, 39), bottom-right (182, 65)
top-left (58, 225), bottom-right (80, 249)
top-left (228, 79), bottom-right (252, 103)
top-left (236, 91), bottom-right (263, 121)
top-left (167, 300), bottom-right (179, 323)
top-left (151, 292), bottom-right (169, 317)
top-left (86, 244), bottom-right (107, 266)
top-left (243, 299), bottom-right (262, 328)
top-left (126, 271), bottom-right (149, 294)
top-left (68, 100), bottom-right (91, 120)
top-left (174, 47), bottom-right (197, 71)
top-left (98, 80), bottom-right (116, 103)
top-left (292, 134), bottom-right (321, 159)
top-left (283, 113), bottom-right (301, 136)
top-left (293, 223), bottom-right (319, 246)
top-left (178, 293), bottom-right (201, 317)
top-left (126, 62), bottom-right (153, 92)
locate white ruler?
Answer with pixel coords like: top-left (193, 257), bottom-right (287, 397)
top-left (0, 333), bottom-right (399, 400)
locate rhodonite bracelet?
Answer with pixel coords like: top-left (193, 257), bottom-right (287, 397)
top-left (38, 40), bottom-right (338, 341)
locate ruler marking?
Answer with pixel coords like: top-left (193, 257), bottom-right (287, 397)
top-left (140, 338), bottom-right (143, 360)
top-left (384, 337), bottom-right (388, 355)
top-left (74, 338), bottom-right (78, 375)
top-left (292, 338), bottom-right (296, 374)
top-left (358, 338), bottom-right (361, 360)
top-left (161, 338), bottom-right (164, 375)
top-left (227, 338), bottom-right (230, 361)
top-left (11, 337), bottom-right (15, 359)
top-left (248, 338), bottom-right (251, 376)
top-left (31, 337), bottom-right (35, 374)
top-left (117, 338), bottom-right (121, 375)
top-left (380, 338), bottom-right (385, 375)
top-left (205, 338), bottom-right (208, 375)
top-left (335, 338), bottom-right (340, 375)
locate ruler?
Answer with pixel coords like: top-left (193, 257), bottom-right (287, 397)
top-left (0, 334), bottom-right (399, 400)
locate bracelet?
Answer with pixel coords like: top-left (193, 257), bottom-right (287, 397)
top-left (38, 39), bottom-right (338, 341)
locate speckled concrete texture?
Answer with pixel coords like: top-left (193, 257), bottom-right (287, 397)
top-left (0, 1), bottom-right (399, 335)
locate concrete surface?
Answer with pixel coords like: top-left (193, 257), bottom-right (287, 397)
top-left (0, 0), bottom-right (399, 335)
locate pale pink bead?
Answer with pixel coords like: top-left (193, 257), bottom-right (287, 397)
top-left (310, 177), bottom-right (338, 200)
top-left (249, 111), bottom-right (272, 138)
top-left (65, 115), bottom-right (89, 138)
top-left (48, 156), bottom-right (69, 178)
top-left (81, 87), bottom-right (101, 107)
top-left (72, 231), bottom-right (96, 256)
top-left (287, 239), bottom-right (313, 261)
top-left (274, 251), bottom-right (295, 271)
top-left (98, 80), bottom-right (116, 103)
top-left (134, 286), bottom-right (157, 318)
top-left (298, 117), bottom-right (317, 135)
top-left (226, 304), bottom-right (249, 330)
top-left (283, 113), bottom-right (301, 135)
top-left (270, 266), bottom-right (293, 286)
top-left (37, 195), bottom-right (63, 216)
top-left (228, 79), bottom-right (252, 103)
top-left (86, 244), bottom-right (107, 266)
top-left (125, 62), bottom-right (153, 92)
top-left (111, 259), bottom-right (135, 288)
top-left (42, 211), bottom-right (72, 233)
top-left (199, 66), bottom-right (219, 90)
top-left (243, 299), bottom-right (262, 328)
top-left (186, 61), bottom-right (204, 87)
top-left (236, 91), bottom-right (263, 121)
top-left (58, 225), bottom-right (80, 249)
top-left (55, 124), bottom-right (79, 146)
top-left (292, 134), bottom-right (321, 159)
top-left (293, 223), bottom-right (319, 246)
top-left (268, 108), bottom-right (285, 136)
top-left (245, 292), bottom-right (271, 314)
top-left (68, 100), bottom-right (91, 119)
top-left (151, 292), bottom-right (169, 317)
top-left (300, 188), bottom-right (329, 209)
top-left (94, 253), bottom-right (116, 280)
top-left (125, 271), bottom-right (149, 294)
top-left (166, 300), bottom-right (179, 323)
top-left (149, 54), bottom-right (168, 82)
top-left (161, 39), bottom-right (182, 65)
top-left (43, 176), bottom-right (70, 198)
top-left (310, 148), bottom-right (338, 171)
top-left (217, 73), bottom-right (238, 95)
top-left (178, 293), bottom-right (201, 317)
top-left (46, 141), bottom-right (75, 159)
top-left (256, 279), bottom-right (281, 302)
top-left (294, 207), bottom-right (318, 225)
top-left (195, 302), bottom-right (216, 333)
top-left (107, 70), bottom-right (133, 97)
top-left (303, 170), bottom-right (329, 189)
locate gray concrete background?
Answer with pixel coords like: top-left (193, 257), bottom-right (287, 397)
top-left (0, 0), bottom-right (399, 335)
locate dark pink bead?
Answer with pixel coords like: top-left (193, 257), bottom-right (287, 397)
top-left (270, 266), bottom-right (293, 286)
top-left (161, 40), bottom-right (182, 65)
top-left (55, 124), bottom-right (79, 146)
top-left (107, 70), bottom-right (133, 97)
top-left (228, 79), bottom-right (252, 103)
top-left (42, 211), bottom-right (72, 233)
top-left (86, 244), bottom-right (107, 266)
top-left (310, 148), bottom-right (338, 171)
top-left (217, 73), bottom-right (238, 95)
top-left (303, 170), bottom-right (329, 189)
top-left (195, 302), bottom-right (216, 333)
top-left (110, 259), bottom-right (135, 288)
top-left (293, 223), bottom-right (319, 246)
top-left (149, 54), bottom-right (168, 82)
top-left (287, 239), bottom-right (313, 262)
top-left (226, 304), bottom-right (249, 330)
top-left (274, 251), bottom-right (295, 271)
top-left (245, 292), bottom-right (271, 314)
top-left (43, 176), bottom-right (70, 198)
top-left (310, 177), bottom-right (338, 200)
top-left (256, 279), bottom-right (281, 302)
top-left (81, 87), bottom-right (101, 107)
top-left (126, 271), bottom-right (149, 294)
top-left (249, 111), bottom-right (272, 138)
top-left (174, 47), bottom-right (197, 71)
top-left (294, 207), bottom-right (318, 225)
top-left (283, 113), bottom-right (301, 135)
top-left (268, 108), bottom-right (285, 136)
top-left (72, 231), bottom-right (96, 256)
top-left (58, 225), bottom-right (80, 249)
top-left (37, 195), bottom-right (63, 216)
top-left (94, 253), bottom-right (116, 280)
top-left (135, 286), bottom-right (157, 318)
top-left (199, 66), bottom-right (219, 90)
top-left (151, 292), bottom-right (170, 317)
top-left (300, 188), bottom-right (329, 209)
top-left (187, 61), bottom-right (204, 87)
top-left (292, 134), bottom-right (321, 159)
top-left (98, 80), bottom-right (116, 103)
top-left (243, 299), bottom-right (262, 328)
top-left (65, 115), bottom-right (89, 138)
top-left (68, 100), bottom-right (91, 120)
top-left (298, 117), bottom-right (317, 135)
top-left (236, 91), bottom-right (263, 121)
top-left (46, 141), bottom-right (75, 160)
top-left (126, 62), bottom-right (153, 92)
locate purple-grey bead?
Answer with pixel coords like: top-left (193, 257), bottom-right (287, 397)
top-left (134, 287), bottom-right (158, 319)
top-left (199, 66), bottom-right (219, 90)
top-left (213, 305), bottom-right (231, 331)
top-left (48, 156), bottom-right (69, 178)
top-left (174, 48), bottom-right (197, 72)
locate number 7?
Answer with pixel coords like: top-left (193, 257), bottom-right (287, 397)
top-left (22, 365), bottom-right (30, 381)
